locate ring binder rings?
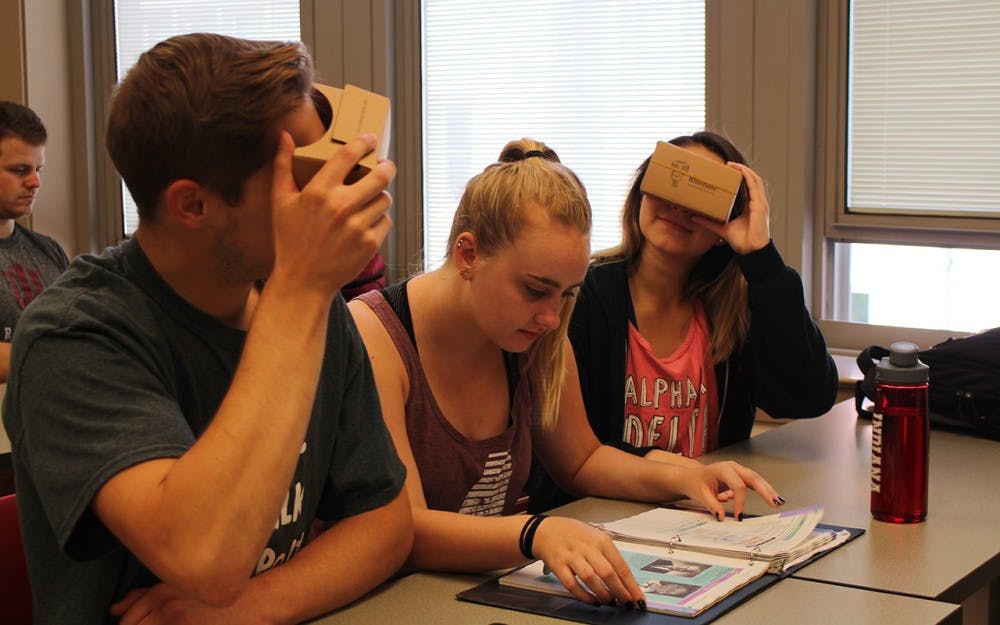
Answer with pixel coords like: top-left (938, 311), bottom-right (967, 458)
top-left (597, 505), bottom-right (852, 574)
top-left (666, 534), bottom-right (682, 554)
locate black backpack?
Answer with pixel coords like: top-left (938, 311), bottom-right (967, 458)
top-left (855, 328), bottom-right (1000, 440)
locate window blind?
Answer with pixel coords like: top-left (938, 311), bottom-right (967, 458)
top-left (422, 0), bottom-right (704, 267)
top-left (849, 0), bottom-right (1000, 217)
top-left (114, 0), bottom-right (300, 234)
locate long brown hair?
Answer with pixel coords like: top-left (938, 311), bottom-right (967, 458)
top-left (447, 138), bottom-right (592, 429)
top-left (593, 131), bottom-right (751, 362)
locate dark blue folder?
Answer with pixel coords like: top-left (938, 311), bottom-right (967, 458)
top-left (457, 523), bottom-right (865, 624)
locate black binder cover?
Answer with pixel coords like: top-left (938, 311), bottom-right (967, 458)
top-left (457, 523), bottom-right (864, 625)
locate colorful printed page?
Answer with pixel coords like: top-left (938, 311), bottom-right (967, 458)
top-left (499, 540), bottom-right (767, 617)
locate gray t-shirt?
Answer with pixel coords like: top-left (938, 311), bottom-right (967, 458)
top-left (0, 223), bottom-right (69, 341)
top-left (2, 238), bottom-right (406, 625)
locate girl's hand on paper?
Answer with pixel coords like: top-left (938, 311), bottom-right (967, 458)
top-left (531, 516), bottom-right (646, 609)
top-left (676, 461), bottom-right (784, 521)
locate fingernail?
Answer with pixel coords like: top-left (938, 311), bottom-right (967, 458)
top-left (774, 496), bottom-right (786, 505)
top-left (638, 599), bottom-right (647, 611)
top-left (716, 511), bottom-right (724, 522)
top-left (737, 513), bottom-right (743, 522)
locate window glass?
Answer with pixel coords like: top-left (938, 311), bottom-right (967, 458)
top-left (422, 0), bottom-right (704, 267)
top-left (848, 0), bottom-right (1000, 217)
top-left (113, 0), bottom-right (300, 235)
top-left (837, 0), bottom-right (1000, 333)
top-left (838, 242), bottom-right (1000, 333)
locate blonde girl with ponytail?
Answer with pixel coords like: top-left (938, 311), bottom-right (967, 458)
top-left (350, 138), bottom-right (782, 610)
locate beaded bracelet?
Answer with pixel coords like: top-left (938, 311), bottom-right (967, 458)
top-left (518, 513), bottom-right (548, 559)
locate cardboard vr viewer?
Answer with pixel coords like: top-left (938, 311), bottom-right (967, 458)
top-left (639, 141), bottom-right (743, 222)
top-left (293, 83), bottom-right (391, 188)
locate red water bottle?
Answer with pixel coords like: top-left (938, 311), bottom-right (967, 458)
top-left (870, 342), bottom-right (929, 523)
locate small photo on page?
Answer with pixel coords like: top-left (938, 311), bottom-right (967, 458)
top-left (640, 558), bottom-right (711, 578)
top-left (640, 579), bottom-right (700, 599)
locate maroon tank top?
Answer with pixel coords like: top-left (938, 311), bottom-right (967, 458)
top-left (356, 286), bottom-right (533, 516)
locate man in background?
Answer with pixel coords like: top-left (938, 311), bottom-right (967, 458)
top-left (0, 102), bottom-right (69, 383)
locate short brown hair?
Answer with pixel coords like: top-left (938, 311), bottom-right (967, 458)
top-left (0, 101), bottom-right (47, 146)
top-left (106, 33), bottom-right (314, 220)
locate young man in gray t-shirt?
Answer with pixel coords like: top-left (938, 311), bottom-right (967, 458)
top-left (3, 34), bottom-right (411, 624)
top-left (0, 102), bottom-right (69, 383)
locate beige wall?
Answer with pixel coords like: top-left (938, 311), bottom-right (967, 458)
top-left (707, 0), bottom-right (817, 295)
top-left (23, 0), bottom-right (80, 257)
top-left (1, 0), bottom-right (80, 257)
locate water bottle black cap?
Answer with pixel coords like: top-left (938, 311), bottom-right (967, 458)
top-left (876, 341), bottom-right (929, 384)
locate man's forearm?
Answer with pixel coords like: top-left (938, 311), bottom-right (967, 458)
top-left (226, 489), bottom-right (413, 625)
top-left (95, 283), bottom-right (336, 604)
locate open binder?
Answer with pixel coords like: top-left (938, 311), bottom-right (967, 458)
top-left (458, 507), bottom-right (864, 624)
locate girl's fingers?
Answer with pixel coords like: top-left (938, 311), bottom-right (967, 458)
top-left (735, 465), bottom-right (783, 508)
top-left (593, 543), bottom-right (646, 607)
top-left (548, 562), bottom-right (601, 606)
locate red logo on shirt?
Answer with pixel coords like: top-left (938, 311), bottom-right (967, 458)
top-left (4, 264), bottom-right (46, 310)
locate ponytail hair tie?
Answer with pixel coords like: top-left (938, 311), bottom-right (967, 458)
top-left (523, 150), bottom-right (546, 159)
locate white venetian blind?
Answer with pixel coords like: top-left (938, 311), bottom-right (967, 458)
top-left (849, 0), bottom-right (1000, 217)
top-left (422, 0), bottom-right (704, 267)
top-left (114, 0), bottom-right (301, 235)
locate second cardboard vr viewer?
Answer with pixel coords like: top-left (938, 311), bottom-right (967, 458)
top-left (640, 141), bottom-right (743, 222)
top-left (293, 83), bottom-right (391, 188)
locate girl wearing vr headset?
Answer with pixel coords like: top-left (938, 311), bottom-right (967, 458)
top-left (528, 131), bottom-right (838, 513)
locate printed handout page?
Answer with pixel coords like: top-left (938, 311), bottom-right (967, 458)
top-left (499, 539), bottom-right (768, 617)
top-left (596, 505), bottom-right (848, 572)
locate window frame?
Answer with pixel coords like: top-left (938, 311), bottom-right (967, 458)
top-left (813, 0), bottom-right (988, 349)
top-left (818, 0), bottom-right (1000, 251)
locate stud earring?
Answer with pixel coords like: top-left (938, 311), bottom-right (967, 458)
top-left (460, 268), bottom-right (472, 280)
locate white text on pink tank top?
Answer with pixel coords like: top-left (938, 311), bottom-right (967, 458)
top-left (623, 305), bottom-right (718, 457)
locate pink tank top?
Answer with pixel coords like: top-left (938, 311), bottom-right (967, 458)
top-left (356, 289), bottom-right (533, 516)
top-left (623, 301), bottom-right (719, 457)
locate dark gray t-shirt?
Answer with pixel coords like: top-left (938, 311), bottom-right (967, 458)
top-left (0, 223), bottom-right (69, 341)
top-left (2, 238), bottom-right (406, 625)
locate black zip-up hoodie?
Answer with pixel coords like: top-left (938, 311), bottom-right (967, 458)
top-left (527, 241), bottom-right (838, 512)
